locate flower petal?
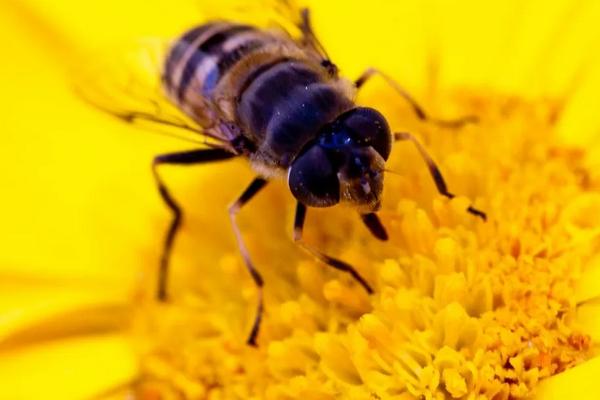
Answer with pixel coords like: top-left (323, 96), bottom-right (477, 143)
top-left (0, 280), bottom-right (131, 348)
top-left (0, 333), bottom-right (137, 400)
top-left (535, 357), bottom-right (600, 399)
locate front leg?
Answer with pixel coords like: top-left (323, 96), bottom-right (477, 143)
top-left (394, 132), bottom-right (486, 220)
top-left (360, 213), bottom-right (388, 241)
top-left (293, 202), bottom-right (373, 294)
top-left (355, 68), bottom-right (478, 128)
top-left (152, 148), bottom-right (236, 301)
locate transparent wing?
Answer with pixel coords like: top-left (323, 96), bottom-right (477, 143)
top-left (74, 1), bottom-right (335, 149)
top-left (199, 0), bottom-right (303, 31)
top-left (73, 37), bottom-right (232, 148)
top-left (198, 0), bottom-right (334, 66)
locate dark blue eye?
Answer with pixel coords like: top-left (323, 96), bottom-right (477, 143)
top-left (337, 107), bottom-right (392, 160)
top-left (288, 145), bottom-right (340, 207)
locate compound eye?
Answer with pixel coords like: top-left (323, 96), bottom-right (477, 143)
top-left (342, 107), bottom-right (391, 160)
top-left (288, 145), bottom-right (340, 207)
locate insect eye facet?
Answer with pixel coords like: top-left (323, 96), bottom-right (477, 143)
top-left (288, 145), bottom-right (340, 207)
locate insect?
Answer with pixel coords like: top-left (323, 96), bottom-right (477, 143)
top-left (78, 2), bottom-right (485, 346)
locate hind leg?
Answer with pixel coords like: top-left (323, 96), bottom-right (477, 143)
top-left (152, 148), bottom-right (236, 301)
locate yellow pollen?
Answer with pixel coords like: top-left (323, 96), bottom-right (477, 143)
top-left (133, 93), bottom-right (597, 399)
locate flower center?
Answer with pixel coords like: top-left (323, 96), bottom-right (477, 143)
top-left (134, 93), bottom-right (597, 399)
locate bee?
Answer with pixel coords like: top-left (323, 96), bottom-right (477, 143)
top-left (78, 2), bottom-right (485, 346)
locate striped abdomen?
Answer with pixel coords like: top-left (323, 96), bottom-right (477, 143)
top-left (164, 23), bottom-right (261, 102)
top-left (163, 23), bottom-right (264, 126)
top-left (164, 23), bottom-right (354, 169)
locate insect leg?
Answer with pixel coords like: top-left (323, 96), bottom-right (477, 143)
top-left (228, 177), bottom-right (269, 346)
top-left (153, 148), bottom-right (236, 301)
top-left (360, 213), bottom-right (388, 241)
top-left (394, 132), bottom-right (486, 220)
top-left (355, 68), bottom-right (478, 128)
top-left (293, 202), bottom-right (373, 294)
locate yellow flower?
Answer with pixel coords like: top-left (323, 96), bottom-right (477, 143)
top-left (1, 0), bottom-right (600, 399)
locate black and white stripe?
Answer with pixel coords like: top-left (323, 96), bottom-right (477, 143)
top-left (164, 23), bottom-right (271, 103)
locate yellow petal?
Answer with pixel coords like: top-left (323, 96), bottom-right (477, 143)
top-left (576, 301), bottom-right (600, 342)
top-left (535, 357), bottom-right (600, 399)
top-left (0, 333), bottom-right (137, 400)
top-left (0, 280), bottom-right (130, 341)
top-left (0, 283), bottom-right (133, 356)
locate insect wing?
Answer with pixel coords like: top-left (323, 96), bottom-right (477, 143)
top-left (199, 0), bottom-right (302, 33)
top-left (74, 38), bottom-right (231, 148)
top-left (198, 0), bottom-right (332, 65)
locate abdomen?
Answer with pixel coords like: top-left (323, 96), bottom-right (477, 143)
top-left (164, 23), bottom-right (354, 168)
top-left (163, 22), bottom-right (267, 126)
